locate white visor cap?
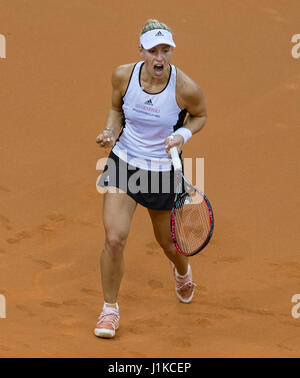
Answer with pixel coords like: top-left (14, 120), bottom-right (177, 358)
top-left (140, 29), bottom-right (176, 50)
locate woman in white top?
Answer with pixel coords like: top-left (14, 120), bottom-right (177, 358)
top-left (95, 19), bottom-right (207, 338)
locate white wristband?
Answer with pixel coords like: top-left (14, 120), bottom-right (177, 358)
top-left (173, 127), bottom-right (193, 144)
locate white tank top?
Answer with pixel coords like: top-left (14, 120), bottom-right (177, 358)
top-left (112, 61), bottom-right (186, 171)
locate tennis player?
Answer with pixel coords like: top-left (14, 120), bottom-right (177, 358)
top-left (95, 19), bottom-right (207, 338)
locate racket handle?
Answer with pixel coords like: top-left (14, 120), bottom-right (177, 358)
top-left (170, 147), bottom-right (182, 172)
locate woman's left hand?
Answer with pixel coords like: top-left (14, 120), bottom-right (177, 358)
top-left (165, 135), bottom-right (184, 158)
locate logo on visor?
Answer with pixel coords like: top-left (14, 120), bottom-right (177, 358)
top-left (144, 99), bottom-right (153, 106)
top-left (155, 31), bottom-right (164, 37)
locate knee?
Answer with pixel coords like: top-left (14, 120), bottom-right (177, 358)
top-left (163, 244), bottom-right (177, 257)
top-left (104, 229), bottom-right (127, 256)
top-left (157, 239), bottom-right (177, 257)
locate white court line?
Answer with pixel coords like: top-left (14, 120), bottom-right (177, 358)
top-left (0, 34), bottom-right (6, 59)
top-left (0, 294), bottom-right (6, 318)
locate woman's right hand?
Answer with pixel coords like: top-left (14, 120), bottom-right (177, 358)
top-left (96, 129), bottom-right (116, 148)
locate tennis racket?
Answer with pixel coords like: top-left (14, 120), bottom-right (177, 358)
top-left (170, 147), bottom-right (214, 256)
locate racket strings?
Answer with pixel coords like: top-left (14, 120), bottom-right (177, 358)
top-left (174, 192), bottom-right (211, 255)
top-left (175, 195), bottom-right (191, 253)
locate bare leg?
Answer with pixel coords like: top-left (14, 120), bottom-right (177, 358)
top-left (101, 191), bottom-right (137, 303)
top-left (148, 208), bottom-right (188, 275)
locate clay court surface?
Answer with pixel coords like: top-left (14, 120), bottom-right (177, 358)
top-left (0, 0), bottom-right (299, 358)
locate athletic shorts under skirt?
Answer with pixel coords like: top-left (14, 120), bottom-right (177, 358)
top-left (97, 151), bottom-right (183, 211)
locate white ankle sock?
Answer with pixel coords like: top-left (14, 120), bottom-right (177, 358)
top-left (104, 302), bottom-right (119, 311)
top-left (175, 264), bottom-right (191, 279)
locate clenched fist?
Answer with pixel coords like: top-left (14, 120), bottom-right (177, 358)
top-left (96, 129), bottom-right (116, 148)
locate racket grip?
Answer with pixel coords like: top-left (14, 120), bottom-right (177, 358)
top-left (170, 147), bottom-right (182, 172)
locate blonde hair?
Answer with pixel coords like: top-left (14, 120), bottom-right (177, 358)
top-left (140, 19), bottom-right (171, 36)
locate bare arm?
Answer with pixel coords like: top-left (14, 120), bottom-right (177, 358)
top-left (96, 64), bottom-right (133, 148)
top-left (166, 70), bottom-right (207, 155)
top-left (180, 85), bottom-right (207, 134)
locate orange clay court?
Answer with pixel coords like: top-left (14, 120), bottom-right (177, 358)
top-left (0, 0), bottom-right (299, 357)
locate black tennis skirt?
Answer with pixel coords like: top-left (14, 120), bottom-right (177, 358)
top-left (97, 151), bottom-right (183, 210)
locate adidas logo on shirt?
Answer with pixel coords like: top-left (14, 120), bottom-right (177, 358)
top-left (144, 99), bottom-right (153, 106)
top-left (155, 31), bottom-right (164, 37)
